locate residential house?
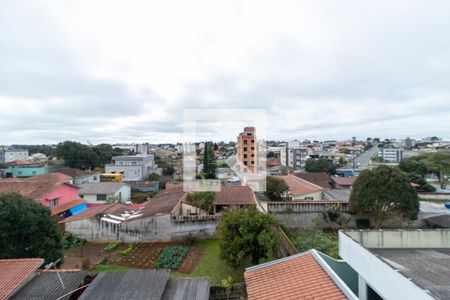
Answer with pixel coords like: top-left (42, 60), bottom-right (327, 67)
top-left (0, 148), bottom-right (28, 164)
top-left (105, 154), bottom-right (160, 181)
top-left (330, 176), bottom-right (357, 189)
top-left (79, 182), bottom-right (131, 205)
top-left (1, 160), bottom-right (51, 178)
top-left (78, 270), bottom-right (210, 300)
top-left (0, 259), bottom-right (210, 300)
top-left (245, 250), bottom-right (357, 300)
top-left (128, 181), bottom-right (160, 193)
top-left (10, 269), bottom-right (91, 300)
top-left (62, 185), bottom-right (257, 242)
top-left (0, 258), bottom-right (45, 300)
top-left (0, 173), bottom-right (86, 218)
top-left (57, 168), bottom-right (100, 185)
top-left (293, 172), bottom-right (333, 189)
top-left (340, 229), bottom-right (450, 300)
top-left (275, 174), bottom-right (324, 200)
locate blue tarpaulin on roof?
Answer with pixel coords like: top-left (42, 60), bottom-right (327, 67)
top-left (64, 203), bottom-right (87, 218)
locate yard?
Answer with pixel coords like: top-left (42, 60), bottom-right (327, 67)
top-left (62, 239), bottom-right (244, 286)
top-left (286, 229), bottom-right (339, 258)
top-left (171, 239), bottom-right (245, 286)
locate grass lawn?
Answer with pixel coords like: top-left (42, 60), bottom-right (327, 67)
top-left (91, 264), bottom-right (132, 272)
top-left (171, 239), bottom-right (245, 286)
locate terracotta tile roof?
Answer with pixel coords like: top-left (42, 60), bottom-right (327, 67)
top-left (0, 181), bottom-right (63, 202)
top-left (294, 172), bottom-right (333, 189)
top-left (56, 168), bottom-right (98, 178)
top-left (0, 258), bottom-right (44, 300)
top-left (137, 188), bottom-right (185, 219)
top-left (23, 172), bottom-right (72, 182)
top-left (266, 158), bottom-right (282, 167)
top-left (330, 176), bottom-right (357, 186)
top-left (50, 198), bottom-right (85, 215)
top-left (4, 160), bottom-right (41, 166)
top-left (59, 203), bottom-right (127, 223)
top-left (215, 186), bottom-right (257, 206)
top-left (275, 174), bottom-right (323, 197)
top-left (245, 252), bottom-right (347, 300)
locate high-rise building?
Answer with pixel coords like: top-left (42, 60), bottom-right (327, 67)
top-left (237, 127), bottom-right (257, 173)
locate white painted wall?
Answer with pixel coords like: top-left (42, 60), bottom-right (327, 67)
top-left (339, 231), bottom-right (434, 300)
top-left (345, 229), bottom-right (450, 248)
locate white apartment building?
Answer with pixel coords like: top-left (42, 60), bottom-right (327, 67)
top-left (287, 140), bottom-right (310, 171)
top-left (105, 154), bottom-right (160, 181)
top-left (0, 148), bottom-right (29, 164)
top-left (378, 147), bottom-right (403, 163)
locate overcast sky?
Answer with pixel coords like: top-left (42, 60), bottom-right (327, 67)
top-left (1, 1), bottom-right (449, 145)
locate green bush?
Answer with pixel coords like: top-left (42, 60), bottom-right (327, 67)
top-left (119, 244), bottom-right (134, 256)
top-left (63, 232), bottom-right (86, 250)
top-left (155, 246), bottom-right (189, 270)
top-left (104, 242), bottom-right (120, 252)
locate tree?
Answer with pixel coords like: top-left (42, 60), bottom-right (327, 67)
top-left (55, 141), bottom-right (99, 169)
top-left (186, 192), bottom-right (215, 213)
top-left (202, 141), bottom-right (216, 179)
top-left (148, 173), bottom-right (161, 181)
top-left (93, 143), bottom-right (114, 166)
top-left (155, 156), bottom-right (175, 176)
top-left (217, 207), bottom-right (279, 267)
top-left (265, 176), bottom-right (289, 200)
top-left (0, 193), bottom-right (63, 264)
top-left (350, 166), bottom-right (419, 229)
top-left (305, 158), bottom-right (336, 174)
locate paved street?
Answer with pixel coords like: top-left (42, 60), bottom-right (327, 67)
top-left (345, 144), bottom-right (379, 169)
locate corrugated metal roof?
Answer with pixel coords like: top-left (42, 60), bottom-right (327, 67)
top-left (79, 182), bottom-right (126, 195)
top-left (78, 270), bottom-right (170, 300)
top-left (161, 278), bottom-right (210, 300)
top-left (10, 271), bottom-right (89, 300)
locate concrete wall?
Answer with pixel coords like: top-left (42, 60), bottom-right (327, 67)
top-left (65, 214), bottom-right (217, 243)
top-left (419, 193), bottom-right (450, 201)
top-left (292, 190), bottom-right (322, 201)
top-left (344, 229), bottom-right (450, 248)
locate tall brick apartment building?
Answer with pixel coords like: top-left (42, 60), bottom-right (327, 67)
top-left (237, 127), bottom-right (257, 173)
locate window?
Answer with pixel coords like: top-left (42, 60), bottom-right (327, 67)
top-left (251, 140), bottom-right (254, 143)
top-left (244, 147), bottom-right (247, 151)
top-left (97, 194), bottom-right (107, 201)
top-left (48, 198), bottom-right (59, 208)
top-left (251, 147), bottom-right (255, 150)
top-left (251, 154), bottom-right (255, 157)
top-left (304, 197), bottom-right (313, 201)
top-left (244, 154), bottom-right (247, 158)
top-left (131, 161), bottom-right (137, 166)
top-left (244, 140), bottom-right (247, 145)
top-left (244, 161), bottom-right (248, 165)
top-left (251, 161), bottom-right (254, 164)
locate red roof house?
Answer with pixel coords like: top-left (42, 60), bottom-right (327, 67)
top-left (0, 258), bottom-right (44, 300)
top-left (245, 250), bottom-right (354, 300)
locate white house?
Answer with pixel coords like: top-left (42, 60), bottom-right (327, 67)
top-left (339, 229), bottom-right (450, 300)
top-left (0, 148), bottom-right (28, 163)
top-left (79, 182), bottom-right (131, 204)
top-left (104, 154), bottom-right (160, 181)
